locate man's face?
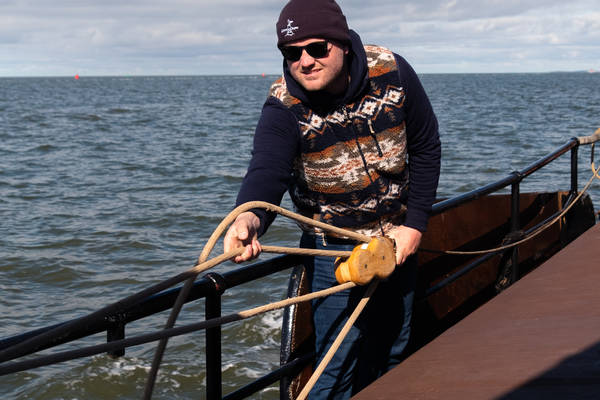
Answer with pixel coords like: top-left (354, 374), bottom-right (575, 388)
top-left (283, 38), bottom-right (348, 94)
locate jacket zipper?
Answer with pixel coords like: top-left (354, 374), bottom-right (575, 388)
top-left (367, 119), bottom-right (384, 157)
top-left (342, 106), bottom-right (386, 237)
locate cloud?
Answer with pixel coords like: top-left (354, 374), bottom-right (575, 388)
top-left (0, 0), bottom-right (598, 76)
top-left (0, 0), bottom-right (279, 75)
top-left (343, 1), bottom-right (600, 72)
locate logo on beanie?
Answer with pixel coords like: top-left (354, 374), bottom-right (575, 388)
top-left (281, 19), bottom-right (299, 37)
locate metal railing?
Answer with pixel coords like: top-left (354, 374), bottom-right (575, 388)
top-left (424, 137), bottom-right (585, 297)
top-left (0, 136), bottom-right (596, 398)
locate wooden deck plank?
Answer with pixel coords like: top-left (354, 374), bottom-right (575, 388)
top-left (353, 222), bottom-right (600, 399)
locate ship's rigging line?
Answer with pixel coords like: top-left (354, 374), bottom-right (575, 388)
top-left (0, 280), bottom-right (358, 376)
top-left (143, 200), bottom-right (372, 399)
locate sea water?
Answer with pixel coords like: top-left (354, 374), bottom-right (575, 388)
top-left (1, 72), bottom-right (599, 399)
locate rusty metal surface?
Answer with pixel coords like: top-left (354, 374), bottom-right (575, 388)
top-left (353, 222), bottom-right (600, 400)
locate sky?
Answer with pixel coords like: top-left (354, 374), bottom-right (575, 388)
top-left (1, 0), bottom-right (599, 77)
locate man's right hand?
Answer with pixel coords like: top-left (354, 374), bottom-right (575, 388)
top-left (223, 211), bottom-right (262, 263)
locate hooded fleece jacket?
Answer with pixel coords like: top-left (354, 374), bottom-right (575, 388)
top-left (236, 30), bottom-right (441, 237)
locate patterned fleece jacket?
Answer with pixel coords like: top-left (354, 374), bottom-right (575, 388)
top-left (236, 30), bottom-right (441, 238)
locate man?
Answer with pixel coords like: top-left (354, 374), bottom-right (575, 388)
top-left (224, 0), bottom-right (441, 398)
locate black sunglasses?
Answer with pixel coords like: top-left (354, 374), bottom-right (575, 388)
top-left (279, 41), bottom-right (330, 62)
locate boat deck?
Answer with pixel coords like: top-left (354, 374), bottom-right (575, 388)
top-left (353, 221), bottom-right (600, 399)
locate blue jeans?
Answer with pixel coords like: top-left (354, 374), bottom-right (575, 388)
top-left (300, 233), bottom-right (418, 399)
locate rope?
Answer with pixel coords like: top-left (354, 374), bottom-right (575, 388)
top-left (141, 248), bottom-right (352, 399)
top-left (577, 127), bottom-right (600, 145)
top-left (0, 282), bottom-right (356, 377)
top-left (297, 279), bottom-right (379, 400)
top-left (0, 245), bottom-right (351, 365)
top-left (143, 201), bottom-right (370, 399)
top-left (591, 144), bottom-right (600, 180)
top-left (421, 159), bottom-right (600, 256)
top-left (200, 201), bottom-right (372, 258)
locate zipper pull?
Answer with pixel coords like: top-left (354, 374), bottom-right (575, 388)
top-left (368, 119), bottom-right (384, 157)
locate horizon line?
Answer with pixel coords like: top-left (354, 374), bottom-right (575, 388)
top-left (1, 69), bottom-right (597, 79)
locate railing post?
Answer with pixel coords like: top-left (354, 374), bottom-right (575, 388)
top-left (510, 174), bottom-right (521, 283)
top-left (106, 318), bottom-right (125, 358)
top-left (205, 272), bottom-right (226, 400)
top-left (570, 145), bottom-right (579, 195)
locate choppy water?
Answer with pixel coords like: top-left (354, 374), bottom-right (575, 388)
top-left (1, 72), bottom-right (599, 399)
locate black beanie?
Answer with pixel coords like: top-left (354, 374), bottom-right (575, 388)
top-left (276, 0), bottom-right (350, 47)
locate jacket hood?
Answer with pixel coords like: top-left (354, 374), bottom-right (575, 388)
top-left (281, 30), bottom-right (369, 111)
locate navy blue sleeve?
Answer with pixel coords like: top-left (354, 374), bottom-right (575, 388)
top-left (235, 97), bottom-right (300, 236)
top-left (395, 55), bottom-right (441, 232)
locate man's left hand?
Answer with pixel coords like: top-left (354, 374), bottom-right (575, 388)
top-left (386, 225), bottom-right (423, 265)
